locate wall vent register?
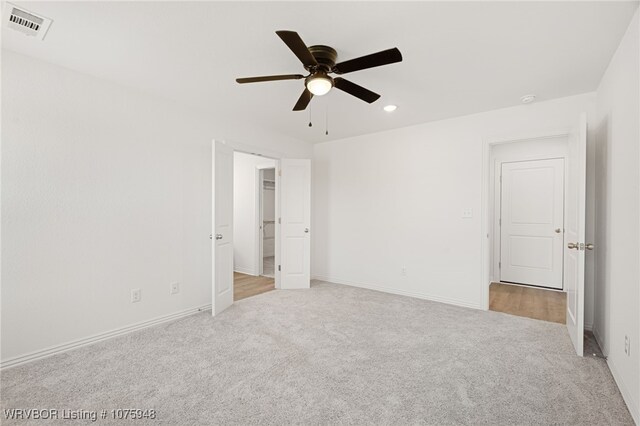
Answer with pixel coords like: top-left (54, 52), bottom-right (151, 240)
top-left (4, 3), bottom-right (53, 40)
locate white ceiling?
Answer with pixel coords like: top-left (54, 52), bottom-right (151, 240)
top-left (3, 1), bottom-right (638, 143)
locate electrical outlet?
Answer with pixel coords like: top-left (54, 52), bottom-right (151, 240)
top-left (170, 282), bottom-right (180, 295)
top-left (625, 335), bottom-right (630, 356)
top-left (131, 289), bottom-right (141, 303)
top-left (401, 267), bottom-right (407, 276)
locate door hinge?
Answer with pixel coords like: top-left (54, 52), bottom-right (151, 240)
top-left (499, 261), bottom-right (501, 269)
top-left (278, 169), bottom-right (282, 176)
top-left (278, 265), bottom-right (281, 271)
top-left (278, 217), bottom-right (281, 224)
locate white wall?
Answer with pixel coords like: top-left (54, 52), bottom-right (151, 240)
top-left (1, 51), bottom-right (311, 365)
top-left (233, 153), bottom-right (275, 275)
top-left (313, 93), bottom-right (596, 311)
top-left (593, 9), bottom-right (639, 422)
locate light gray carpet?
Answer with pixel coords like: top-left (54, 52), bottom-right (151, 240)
top-left (1, 281), bottom-right (633, 425)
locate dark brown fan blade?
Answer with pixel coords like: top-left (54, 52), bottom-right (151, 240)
top-left (334, 78), bottom-right (380, 103)
top-left (236, 74), bottom-right (304, 84)
top-left (333, 48), bottom-right (402, 74)
top-left (293, 88), bottom-right (313, 111)
top-left (276, 30), bottom-right (318, 68)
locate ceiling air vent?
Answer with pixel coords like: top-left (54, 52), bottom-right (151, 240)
top-left (3, 3), bottom-right (52, 40)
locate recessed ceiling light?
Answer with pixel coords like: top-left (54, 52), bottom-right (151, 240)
top-left (384, 105), bottom-right (397, 112)
top-left (521, 94), bottom-right (536, 104)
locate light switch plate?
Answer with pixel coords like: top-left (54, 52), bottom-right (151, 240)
top-left (462, 208), bottom-right (473, 219)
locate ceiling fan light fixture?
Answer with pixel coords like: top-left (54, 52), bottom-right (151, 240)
top-left (383, 104), bottom-right (397, 112)
top-left (306, 74), bottom-right (333, 96)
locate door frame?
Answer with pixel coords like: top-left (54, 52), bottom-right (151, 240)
top-left (480, 129), bottom-right (571, 310)
top-left (255, 165), bottom-right (277, 280)
top-left (213, 139), bottom-right (284, 310)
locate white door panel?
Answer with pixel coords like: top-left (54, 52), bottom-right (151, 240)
top-left (500, 158), bottom-right (565, 289)
top-left (509, 236), bottom-right (554, 268)
top-left (212, 141), bottom-right (234, 315)
top-left (565, 113), bottom-right (587, 356)
top-left (280, 159), bottom-right (310, 289)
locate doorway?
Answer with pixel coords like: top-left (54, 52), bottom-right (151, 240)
top-left (232, 152), bottom-right (276, 301)
top-left (482, 115), bottom-right (588, 356)
top-left (491, 155), bottom-right (567, 324)
top-left (212, 140), bottom-right (312, 316)
top-left (487, 135), bottom-right (570, 325)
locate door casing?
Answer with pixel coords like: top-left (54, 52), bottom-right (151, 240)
top-left (481, 130), bottom-right (573, 310)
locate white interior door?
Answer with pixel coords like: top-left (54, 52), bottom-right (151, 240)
top-left (500, 158), bottom-right (565, 289)
top-left (565, 113), bottom-right (587, 356)
top-left (279, 159), bottom-right (311, 289)
top-left (212, 141), bottom-right (234, 315)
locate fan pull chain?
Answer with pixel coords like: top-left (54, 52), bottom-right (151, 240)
top-left (308, 103), bottom-right (312, 127)
top-left (325, 104), bottom-right (329, 136)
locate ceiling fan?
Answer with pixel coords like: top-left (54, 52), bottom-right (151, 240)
top-left (236, 30), bottom-right (403, 111)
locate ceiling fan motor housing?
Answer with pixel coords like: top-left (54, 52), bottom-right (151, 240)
top-left (308, 45), bottom-right (338, 72)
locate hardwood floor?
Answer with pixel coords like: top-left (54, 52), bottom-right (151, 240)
top-left (234, 272), bottom-right (275, 301)
top-left (489, 282), bottom-right (566, 324)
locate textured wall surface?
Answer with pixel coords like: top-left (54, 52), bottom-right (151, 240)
top-left (593, 9), bottom-right (640, 421)
top-left (1, 51), bottom-right (310, 363)
top-left (313, 93), bottom-right (596, 310)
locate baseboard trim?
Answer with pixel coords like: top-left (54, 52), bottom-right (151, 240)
top-left (312, 275), bottom-right (482, 310)
top-left (607, 357), bottom-right (639, 424)
top-left (234, 266), bottom-right (257, 275)
top-left (1, 304), bottom-right (212, 370)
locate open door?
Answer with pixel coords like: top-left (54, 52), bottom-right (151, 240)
top-left (212, 141), bottom-right (234, 315)
top-left (279, 159), bottom-right (311, 289)
top-left (565, 113), bottom-right (588, 356)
